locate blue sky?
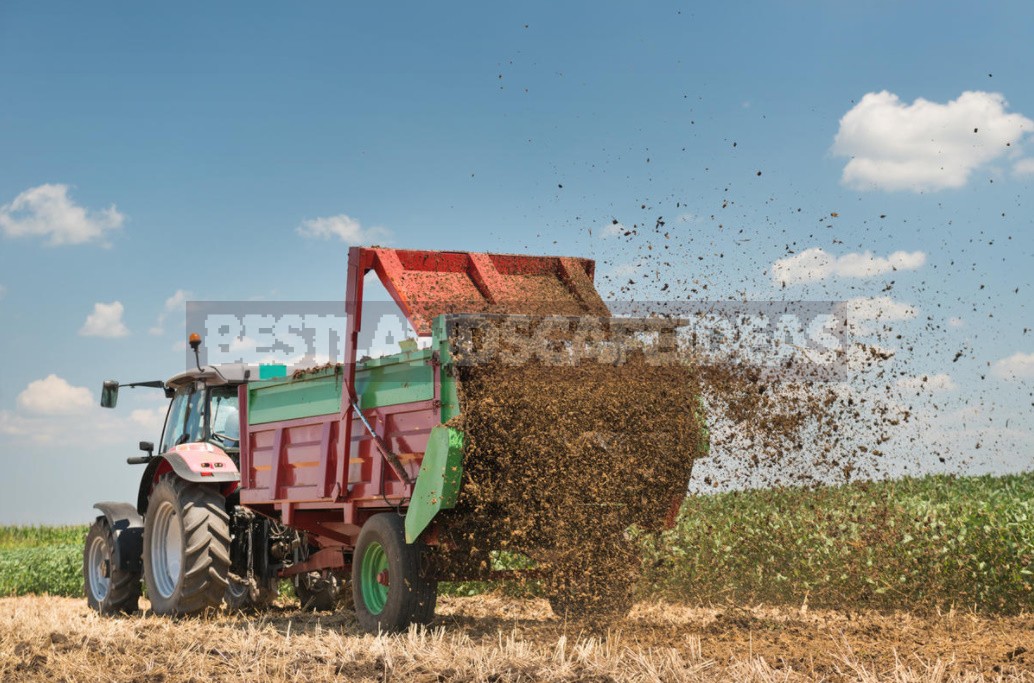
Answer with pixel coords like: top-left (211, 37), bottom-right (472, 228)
top-left (1, 1), bottom-right (1032, 523)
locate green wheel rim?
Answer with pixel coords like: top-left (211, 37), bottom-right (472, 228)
top-left (360, 541), bottom-right (389, 615)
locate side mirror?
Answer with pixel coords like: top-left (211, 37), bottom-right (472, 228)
top-left (139, 441), bottom-right (154, 456)
top-left (100, 380), bottom-right (119, 409)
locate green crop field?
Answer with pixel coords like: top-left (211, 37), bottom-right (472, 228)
top-left (642, 471), bottom-right (1034, 613)
top-left (2, 472), bottom-right (1032, 613)
top-left (0, 525), bottom-right (86, 597)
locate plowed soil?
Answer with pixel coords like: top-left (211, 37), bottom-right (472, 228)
top-left (2, 595), bottom-right (1030, 682)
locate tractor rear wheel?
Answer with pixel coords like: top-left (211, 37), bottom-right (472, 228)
top-left (83, 518), bottom-right (141, 614)
top-left (351, 513), bottom-right (437, 633)
top-left (143, 475), bottom-right (230, 616)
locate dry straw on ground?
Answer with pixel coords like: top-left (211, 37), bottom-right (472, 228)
top-left (2, 595), bottom-right (1031, 682)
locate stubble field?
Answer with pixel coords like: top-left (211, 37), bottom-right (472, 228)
top-left (2, 594), bottom-right (1032, 682)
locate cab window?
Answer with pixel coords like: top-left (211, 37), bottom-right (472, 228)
top-left (160, 388), bottom-right (190, 453)
top-left (182, 389), bottom-right (204, 445)
top-left (160, 386), bottom-right (203, 452)
top-left (208, 386), bottom-right (240, 445)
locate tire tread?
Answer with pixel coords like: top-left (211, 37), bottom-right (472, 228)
top-left (143, 475), bottom-right (230, 616)
top-left (352, 513), bottom-right (437, 633)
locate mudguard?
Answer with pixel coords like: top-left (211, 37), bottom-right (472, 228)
top-left (164, 442), bottom-right (241, 482)
top-left (136, 442), bottom-right (241, 514)
top-left (93, 502), bottom-right (144, 573)
top-left (405, 425), bottom-right (465, 544)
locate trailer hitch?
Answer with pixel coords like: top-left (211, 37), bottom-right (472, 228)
top-left (228, 506), bottom-right (260, 601)
top-left (350, 399), bottom-right (414, 487)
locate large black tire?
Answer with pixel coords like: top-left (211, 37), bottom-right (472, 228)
top-left (351, 514), bottom-right (437, 633)
top-left (143, 475), bottom-right (230, 616)
top-left (83, 517), bottom-right (141, 614)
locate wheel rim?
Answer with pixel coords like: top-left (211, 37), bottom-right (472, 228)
top-left (87, 534), bottom-right (110, 602)
top-left (359, 542), bottom-right (389, 615)
top-left (150, 500), bottom-right (183, 599)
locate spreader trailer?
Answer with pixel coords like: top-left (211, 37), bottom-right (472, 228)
top-left (86, 247), bottom-right (705, 632)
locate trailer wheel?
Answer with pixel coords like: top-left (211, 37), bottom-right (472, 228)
top-left (143, 475), bottom-right (230, 616)
top-left (83, 518), bottom-right (141, 614)
top-left (352, 514), bottom-right (437, 633)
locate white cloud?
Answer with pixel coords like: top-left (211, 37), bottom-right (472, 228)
top-left (79, 301), bottom-right (129, 338)
top-left (0, 411), bottom-right (30, 437)
top-left (948, 316), bottom-right (965, 329)
top-left (129, 407), bottom-right (167, 434)
top-left (149, 289), bottom-right (191, 336)
top-left (992, 352), bottom-right (1034, 380)
top-left (1014, 158), bottom-right (1034, 176)
top-left (896, 373), bottom-right (958, 393)
top-left (17, 375), bottom-right (94, 416)
top-left (841, 295), bottom-right (918, 322)
top-left (839, 296), bottom-right (918, 336)
top-left (1, 395), bottom-right (165, 445)
top-left (0, 184), bottom-right (124, 246)
top-left (297, 214), bottom-right (390, 245)
top-left (772, 247), bottom-right (926, 285)
top-left (598, 221), bottom-right (625, 238)
top-left (832, 90), bottom-right (1033, 192)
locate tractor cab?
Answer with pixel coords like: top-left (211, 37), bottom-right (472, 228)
top-left (100, 329), bottom-right (267, 461)
top-left (100, 360), bottom-right (254, 459)
top-left (160, 364), bottom-right (251, 454)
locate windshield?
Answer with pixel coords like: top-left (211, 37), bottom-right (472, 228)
top-left (208, 386), bottom-right (240, 447)
top-left (160, 387), bottom-right (202, 452)
top-left (159, 384), bottom-right (240, 452)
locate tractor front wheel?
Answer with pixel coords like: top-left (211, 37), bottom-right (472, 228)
top-left (351, 513), bottom-right (437, 633)
top-left (143, 475), bottom-right (231, 616)
top-left (83, 518), bottom-right (141, 614)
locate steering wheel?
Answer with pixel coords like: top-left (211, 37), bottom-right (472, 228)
top-left (210, 432), bottom-right (240, 447)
